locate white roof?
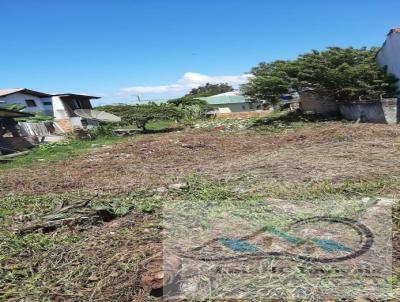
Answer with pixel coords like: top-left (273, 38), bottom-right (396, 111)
top-left (0, 88), bottom-right (51, 98)
top-left (0, 88), bottom-right (24, 97)
top-left (206, 90), bottom-right (242, 98)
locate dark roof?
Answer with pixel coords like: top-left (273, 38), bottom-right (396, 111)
top-left (0, 88), bottom-right (52, 98)
top-left (53, 93), bottom-right (101, 99)
top-left (0, 108), bottom-right (34, 118)
top-left (388, 28), bottom-right (400, 35)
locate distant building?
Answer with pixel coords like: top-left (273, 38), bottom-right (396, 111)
top-left (197, 91), bottom-right (263, 113)
top-left (0, 88), bottom-right (100, 131)
top-left (376, 28), bottom-right (400, 96)
top-left (108, 103), bottom-right (129, 106)
top-left (0, 88), bottom-right (53, 115)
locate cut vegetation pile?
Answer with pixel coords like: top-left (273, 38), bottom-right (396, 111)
top-left (0, 117), bottom-right (399, 301)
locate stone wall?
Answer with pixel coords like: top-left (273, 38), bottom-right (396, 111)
top-left (299, 91), bottom-right (339, 115)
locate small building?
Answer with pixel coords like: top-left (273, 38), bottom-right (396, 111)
top-left (0, 88), bottom-right (53, 115)
top-left (0, 108), bottom-right (36, 154)
top-left (0, 88), bottom-right (100, 131)
top-left (376, 28), bottom-right (400, 96)
top-left (299, 88), bottom-right (339, 115)
top-left (197, 91), bottom-right (263, 113)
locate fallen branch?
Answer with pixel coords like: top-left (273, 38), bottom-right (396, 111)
top-left (0, 150), bottom-right (30, 160)
top-left (17, 216), bottom-right (92, 235)
top-left (56, 196), bottom-right (96, 213)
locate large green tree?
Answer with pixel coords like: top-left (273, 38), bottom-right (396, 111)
top-left (295, 47), bottom-right (398, 100)
top-left (241, 47), bottom-right (398, 106)
top-left (241, 60), bottom-right (298, 109)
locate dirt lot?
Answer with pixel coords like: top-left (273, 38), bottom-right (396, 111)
top-left (1, 121), bottom-right (399, 301)
top-left (1, 122), bottom-right (400, 197)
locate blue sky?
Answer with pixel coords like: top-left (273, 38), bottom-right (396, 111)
top-left (0, 0), bottom-right (399, 105)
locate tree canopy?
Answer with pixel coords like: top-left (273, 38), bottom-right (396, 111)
top-left (241, 47), bottom-right (398, 104)
top-left (168, 82), bottom-right (234, 108)
top-left (187, 82), bottom-right (234, 97)
top-left (97, 103), bottom-right (183, 131)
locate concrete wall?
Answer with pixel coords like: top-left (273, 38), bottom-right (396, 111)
top-left (49, 96), bottom-right (69, 119)
top-left (50, 96), bottom-right (94, 119)
top-left (377, 31), bottom-right (400, 96)
top-left (211, 102), bottom-right (262, 113)
top-left (299, 91), bottom-right (338, 114)
top-left (0, 93), bottom-right (53, 116)
top-left (339, 98), bottom-right (399, 124)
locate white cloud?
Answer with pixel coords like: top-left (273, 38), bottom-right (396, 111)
top-left (119, 72), bottom-right (252, 97)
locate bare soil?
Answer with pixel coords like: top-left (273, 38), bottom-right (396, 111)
top-left (1, 122), bottom-right (400, 196)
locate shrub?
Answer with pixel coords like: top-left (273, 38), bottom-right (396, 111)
top-left (97, 103), bottom-right (183, 131)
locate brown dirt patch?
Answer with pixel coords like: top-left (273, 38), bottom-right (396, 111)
top-left (1, 123), bottom-right (400, 196)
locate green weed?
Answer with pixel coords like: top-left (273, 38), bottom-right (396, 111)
top-left (0, 136), bottom-right (129, 169)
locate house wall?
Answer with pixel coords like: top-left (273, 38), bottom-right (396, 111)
top-left (50, 96), bottom-right (94, 119)
top-left (0, 93), bottom-right (53, 116)
top-left (49, 96), bottom-right (69, 119)
top-left (377, 32), bottom-right (400, 96)
top-left (299, 91), bottom-right (339, 114)
top-left (210, 102), bottom-right (261, 112)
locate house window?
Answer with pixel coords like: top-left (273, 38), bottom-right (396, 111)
top-left (25, 99), bottom-right (37, 107)
top-left (42, 101), bottom-right (52, 106)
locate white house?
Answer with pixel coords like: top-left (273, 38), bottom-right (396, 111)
top-left (0, 88), bottom-right (100, 131)
top-left (0, 88), bottom-right (53, 115)
top-left (376, 28), bottom-right (400, 96)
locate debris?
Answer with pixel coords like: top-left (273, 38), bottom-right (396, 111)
top-left (17, 216), bottom-right (92, 235)
top-left (0, 150), bottom-right (31, 161)
top-left (16, 196), bottom-right (98, 235)
top-left (179, 142), bottom-right (207, 149)
top-left (94, 207), bottom-right (118, 222)
top-left (140, 253), bottom-right (181, 293)
top-left (168, 183), bottom-right (188, 190)
top-left (212, 125), bottom-right (225, 131)
top-left (155, 186), bottom-right (168, 193)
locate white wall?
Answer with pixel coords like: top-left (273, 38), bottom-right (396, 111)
top-left (211, 102), bottom-right (263, 112)
top-left (0, 92), bottom-right (54, 116)
top-left (377, 32), bottom-right (400, 96)
top-left (49, 96), bottom-right (68, 119)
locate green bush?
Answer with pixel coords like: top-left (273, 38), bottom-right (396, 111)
top-left (87, 124), bottom-right (115, 139)
top-left (97, 103), bottom-right (183, 131)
